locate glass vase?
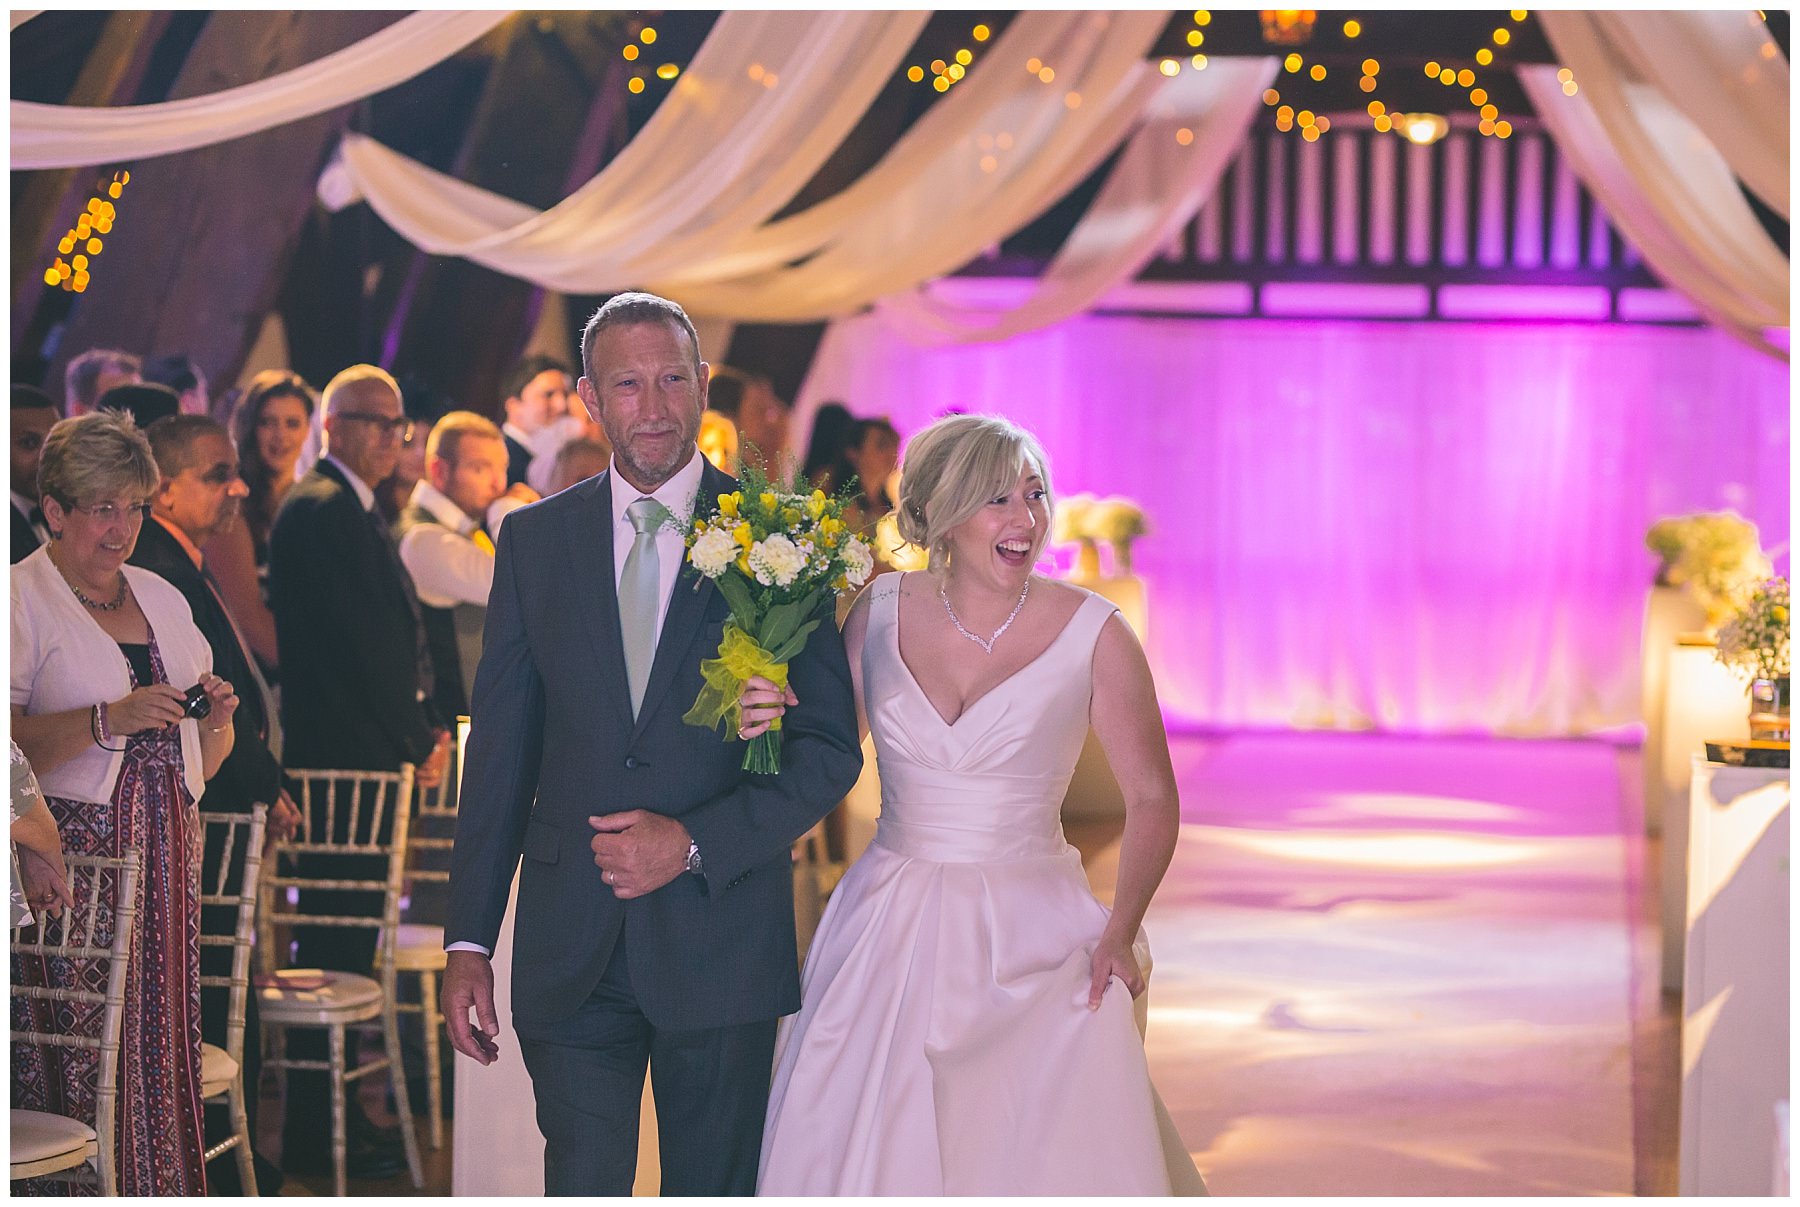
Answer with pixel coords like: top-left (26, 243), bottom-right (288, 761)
top-left (1748, 676), bottom-right (1791, 741)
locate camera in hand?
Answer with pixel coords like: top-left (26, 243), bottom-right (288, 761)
top-left (180, 683), bottom-right (212, 720)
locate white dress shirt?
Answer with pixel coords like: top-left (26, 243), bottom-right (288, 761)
top-left (398, 480), bottom-right (494, 609)
top-left (608, 450), bottom-right (705, 648)
top-left (323, 453), bottom-right (376, 512)
top-left (446, 449), bottom-right (706, 961)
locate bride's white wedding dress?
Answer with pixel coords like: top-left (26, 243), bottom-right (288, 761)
top-left (758, 574), bottom-right (1205, 1195)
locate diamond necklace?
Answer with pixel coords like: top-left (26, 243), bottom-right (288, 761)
top-left (939, 578), bottom-right (1030, 655)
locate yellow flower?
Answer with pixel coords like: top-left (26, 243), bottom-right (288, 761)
top-left (807, 490), bottom-right (828, 520)
top-left (718, 492), bottom-right (740, 519)
top-left (832, 573), bottom-right (848, 591)
top-left (782, 507), bottom-right (803, 528)
top-left (733, 521), bottom-right (754, 549)
top-left (736, 551), bottom-right (752, 576)
top-left (820, 516), bottom-right (845, 539)
top-left (1774, 605), bottom-right (1788, 623)
top-left (759, 491), bottom-right (778, 513)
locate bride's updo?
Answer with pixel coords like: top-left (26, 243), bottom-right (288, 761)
top-left (895, 414), bottom-right (1054, 572)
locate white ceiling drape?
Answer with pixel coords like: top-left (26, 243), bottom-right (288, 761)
top-left (10, 11), bottom-right (510, 169)
top-left (1524, 13), bottom-right (1787, 355)
top-left (875, 58), bottom-right (1278, 345)
top-left (318, 11), bottom-right (930, 293)
top-left (1573, 10), bottom-right (1788, 219)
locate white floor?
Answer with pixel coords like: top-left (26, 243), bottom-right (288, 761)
top-left (1083, 730), bottom-right (1639, 1197)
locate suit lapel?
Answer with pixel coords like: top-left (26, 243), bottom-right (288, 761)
top-left (565, 472), bottom-right (636, 734)
top-left (630, 461), bottom-right (734, 741)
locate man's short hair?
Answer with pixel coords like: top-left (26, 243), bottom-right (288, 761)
top-left (502, 354), bottom-right (573, 404)
top-left (12, 383), bottom-right (59, 416)
top-left (142, 353), bottom-right (202, 395)
top-left (145, 413), bottom-right (228, 481)
top-left (579, 292), bottom-right (701, 384)
top-left (98, 382), bottom-right (180, 430)
top-left (425, 410), bottom-right (505, 466)
top-left (64, 348), bottom-right (141, 409)
top-left (321, 364), bottom-right (403, 415)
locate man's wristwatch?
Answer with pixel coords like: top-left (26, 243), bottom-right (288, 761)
top-left (685, 839), bottom-right (703, 877)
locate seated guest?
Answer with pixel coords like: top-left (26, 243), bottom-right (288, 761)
top-left (98, 381), bottom-right (181, 430)
top-left (698, 409), bottom-right (740, 475)
top-left (268, 364), bottom-right (447, 1177)
top-left (207, 370), bottom-right (317, 676)
top-left (133, 414), bottom-right (298, 1193)
top-left (142, 352), bottom-right (210, 417)
top-left (11, 384), bottom-right (58, 564)
top-left (500, 353), bottom-right (577, 487)
top-left (397, 411), bottom-right (535, 722)
top-left (12, 410), bottom-right (239, 1195)
top-left (62, 346), bottom-right (140, 416)
top-left (545, 436), bottom-right (610, 495)
top-left (802, 401), bottom-right (857, 492)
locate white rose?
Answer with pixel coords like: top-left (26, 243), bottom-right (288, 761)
top-left (841, 537), bottom-right (875, 588)
top-left (689, 527), bottom-right (739, 578)
top-left (749, 533), bottom-right (807, 587)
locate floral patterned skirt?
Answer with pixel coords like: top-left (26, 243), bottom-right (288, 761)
top-left (12, 724), bottom-right (205, 1196)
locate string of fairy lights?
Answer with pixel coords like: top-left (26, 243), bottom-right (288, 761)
top-left (43, 170), bottom-right (127, 295)
top-left (1259, 10), bottom-right (1569, 144)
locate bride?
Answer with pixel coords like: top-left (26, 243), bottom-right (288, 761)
top-left (742, 414), bottom-right (1204, 1195)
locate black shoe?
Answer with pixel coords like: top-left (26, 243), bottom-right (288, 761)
top-left (282, 1136), bottom-right (408, 1181)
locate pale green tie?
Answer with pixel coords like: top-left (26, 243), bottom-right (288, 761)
top-left (621, 498), bottom-right (668, 719)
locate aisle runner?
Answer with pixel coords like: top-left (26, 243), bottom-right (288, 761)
top-left (1141, 732), bottom-right (1634, 1196)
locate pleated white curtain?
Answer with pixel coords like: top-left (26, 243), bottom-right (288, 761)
top-left (659, 11), bottom-right (1171, 321)
top-left (318, 11), bottom-right (930, 293)
top-left (1580, 10), bottom-right (1788, 218)
top-left (1527, 13), bottom-right (1786, 357)
top-left (10, 11), bottom-right (510, 169)
top-left (875, 58), bottom-right (1278, 345)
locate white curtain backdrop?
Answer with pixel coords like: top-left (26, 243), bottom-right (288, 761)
top-left (875, 58), bottom-right (1278, 345)
top-left (659, 11), bottom-right (1170, 320)
top-left (1528, 14), bottom-right (1787, 354)
top-left (10, 11), bottom-right (510, 169)
top-left (318, 12), bottom-right (929, 292)
top-left (799, 313), bottom-right (1790, 736)
top-left (1583, 10), bottom-right (1788, 219)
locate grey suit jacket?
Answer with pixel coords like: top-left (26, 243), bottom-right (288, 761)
top-left (445, 460), bottom-right (863, 1031)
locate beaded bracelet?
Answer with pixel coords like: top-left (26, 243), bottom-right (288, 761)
top-left (92, 702), bottom-right (125, 752)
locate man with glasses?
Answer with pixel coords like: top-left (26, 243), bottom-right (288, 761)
top-left (267, 364), bottom-right (449, 1178)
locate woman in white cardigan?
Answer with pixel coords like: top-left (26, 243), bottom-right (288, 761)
top-left (11, 409), bottom-right (239, 1196)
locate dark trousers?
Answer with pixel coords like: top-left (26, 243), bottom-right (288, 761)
top-left (515, 932), bottom-right (777, 1196)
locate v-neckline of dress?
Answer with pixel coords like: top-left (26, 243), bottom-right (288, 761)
top-left (892, 584), bottom-right (1089, 729)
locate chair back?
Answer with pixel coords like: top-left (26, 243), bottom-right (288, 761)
top-left (406, 772), bottom-right (458, 888)
top-left (10, 849), bottom-right (143, 1197)
top-left (197, 804), bottom-right (268, 1066)
top-left (258, 767), bottom-right (414, 988)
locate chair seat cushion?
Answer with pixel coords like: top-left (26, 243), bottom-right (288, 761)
top-left (200, 1042), bottom-right (239, 1100)
top-left (10, 1108), bottom-right (95, 1173)
top-left (258, 968), bottom-right (384, 1025)
top-left (395, 923), bottom-right (447, 971)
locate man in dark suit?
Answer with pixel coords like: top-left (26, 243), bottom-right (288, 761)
top-left (499, 353), bottom-right (576, 487)
top-left (444, 294), bottom-right (862, 1195)
top-left (133, 414), bottom-right (299, 1193)
top-left (11, 384), bottom-right (58, 563)
top-left (268, 364), bottom-right (449, 1176)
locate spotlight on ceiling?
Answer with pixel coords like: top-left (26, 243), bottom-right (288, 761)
top-left (1396, 113), bottom-right (1450, 145)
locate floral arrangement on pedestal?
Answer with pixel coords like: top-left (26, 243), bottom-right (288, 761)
top-left (1715, 576), bottom-right (1791, 738)
top-left (1054, 493), bottom-right (1149, 581)
top-left (872, 510), bottom-right (928, 572)
top-left (1644, 511), bottom-right (1772, 629)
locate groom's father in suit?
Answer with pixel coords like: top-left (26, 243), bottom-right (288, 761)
top-left (444, 293), bottom-right (862, 1195)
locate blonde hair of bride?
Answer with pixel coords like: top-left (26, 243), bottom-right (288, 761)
top-left (894, 414), bottom-right (1054, 574)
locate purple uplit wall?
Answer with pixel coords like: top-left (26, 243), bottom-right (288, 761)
top-left (798, 315), bottom-right (1790, 737)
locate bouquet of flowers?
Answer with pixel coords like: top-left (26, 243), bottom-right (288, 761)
top-left (1715, 576), bottom-right (1790, 682)
top-left (680, 463), bottom-right (875, 772)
